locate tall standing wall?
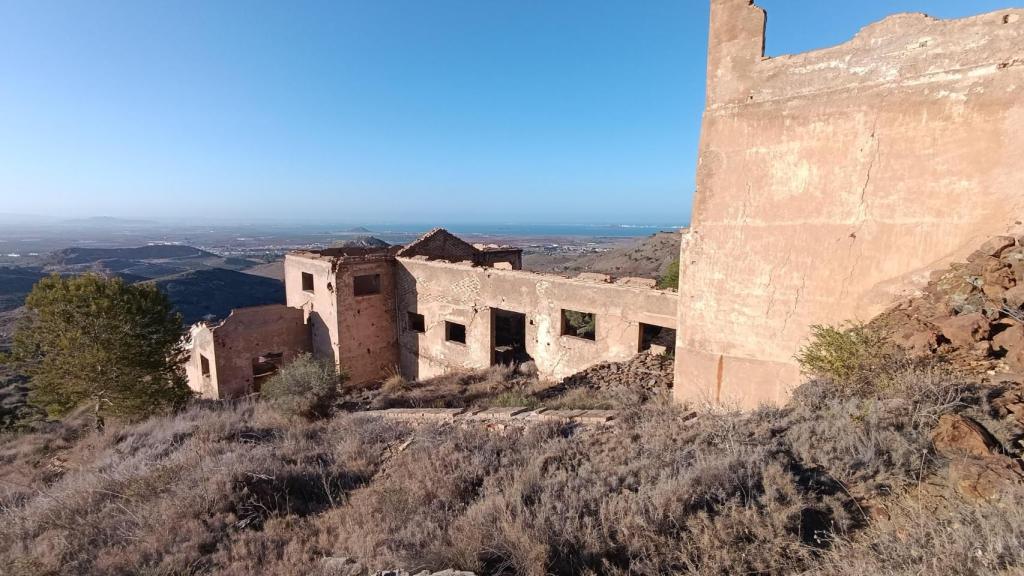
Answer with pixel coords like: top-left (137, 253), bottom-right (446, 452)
top-left (675, 0), bottom-right (1024, 408)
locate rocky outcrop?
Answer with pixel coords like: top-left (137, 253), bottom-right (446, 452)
top-left (878, 235), bottom-right (1024, 377)
top-left (931, 414), bottom-right (1002, 459)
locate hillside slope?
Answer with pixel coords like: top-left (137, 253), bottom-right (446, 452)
top-left (46, 245), bottom-right (215, 265)
top-left (150, 269), bottom-right (285, 324)
top-left (523, 230), bottom-right (683, 279)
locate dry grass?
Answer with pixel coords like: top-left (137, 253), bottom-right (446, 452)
top-left (1, 357), bottom-right (1022, 575)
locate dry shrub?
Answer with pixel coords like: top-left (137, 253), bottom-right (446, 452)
top-left (367, 363), bottom-right (550, 410)
top-left (816, 484), bottom-right (1024, 575)
top-left (2, 351), bottom-right (1021, 576)
top-left (262, 353), bottom-right (347, 420)
top-left (0, 400), bottom-right (408, 575)
top-left (795, 323), bottom-right (906, 397)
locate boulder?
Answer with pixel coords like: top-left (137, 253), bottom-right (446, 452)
top-left (937, 313), bottom-right (991, 349)
top-left (931, 414), bottom-right (1001, 459)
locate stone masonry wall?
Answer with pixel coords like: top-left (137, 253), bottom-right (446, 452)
top-left (185, 304), bottom-right (310, 399)
top-left (335, 259), bottom-right (399, 384)
top-left (397, 258), bottom-right (678, 381)
top-left (675, 0), bottom-right (1024, 408)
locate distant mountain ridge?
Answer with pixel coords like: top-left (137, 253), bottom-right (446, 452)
top-left (47, 245), bottom-right (215, 265)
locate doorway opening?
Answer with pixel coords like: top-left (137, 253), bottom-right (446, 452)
top-left (491, 308), bottom-right (530, 366)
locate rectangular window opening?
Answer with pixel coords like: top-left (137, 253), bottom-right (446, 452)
top-left (301, 272), bottom-right (315, 292)
top-left (640, 323), bottom-right (676, 353)
top-left (561, 309), bottom-right (596, 341)
top-left (407, 311), bottom-right (426, 333)
top-left (445, 321), bottom-right (467, 344)
top-left (353, 273), bottom-right (381, 296)
top-left (200, 354), bottom-right (211, 377)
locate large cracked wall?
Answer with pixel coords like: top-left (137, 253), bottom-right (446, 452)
top-left (675, 0), bottom-right (1024, 408)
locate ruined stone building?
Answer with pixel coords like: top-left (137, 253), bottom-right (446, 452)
top-left (675, 0), bottom-right (1024, 408)
top-left (185, 229), bottom-right (678, 398)
top-left (187, 0), bottom-right (1024, 408)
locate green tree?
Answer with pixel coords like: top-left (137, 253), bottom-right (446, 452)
top-left (13, 274), bottom-right (191, 421)
top-left (658, 258), bottom-right (680, 290)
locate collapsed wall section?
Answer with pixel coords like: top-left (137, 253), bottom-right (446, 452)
top-left (185, 304), bottom-right (310, 399)
top-left (676, 0), bottom-right (1024, 407)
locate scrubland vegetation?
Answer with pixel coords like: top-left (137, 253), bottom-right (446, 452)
top-left (3, 262), bottom-right (1024, 575)
top-left (3, 327), bottom-right (1023, 575)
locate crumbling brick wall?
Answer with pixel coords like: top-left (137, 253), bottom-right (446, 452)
top-left (185, 304), bottom-right (310, 399)
top-left (396, 228), bottom-right (478, 262)
top-left (675, 0), bottom-right (1024, 408)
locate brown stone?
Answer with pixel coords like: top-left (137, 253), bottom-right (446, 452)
top-left (893, 328), bottom-right (940, 356)
top-left (931, 414), bottom-right (1001, 459)
top-left (949, 456), bottom-right (1024, 503)
top-left (983, 263), bottom-right (1016, 293)
top-left (937, 313), bottom-right (991, 349)
top-left (1005, 285), bottom-right (1024, 309)
top-left (993, 321), bottom-right (1024, 355)
top-left (978, 236), bottom-right (1018, 258)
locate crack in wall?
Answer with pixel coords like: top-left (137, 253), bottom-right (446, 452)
top-left (765, 250), bottom-right (793, 318)
top-left (781, 272), bottom-right (808, 335)
top-left (840, 111), bottom-right (882, 300)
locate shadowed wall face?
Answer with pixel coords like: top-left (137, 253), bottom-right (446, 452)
top-left (676, 0), bottom-right (1024, 408)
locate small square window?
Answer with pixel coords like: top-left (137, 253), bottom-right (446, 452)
top-left (353, 274), bottom-right (381, 296)
top-left (200, 354), bottom-right (211, 377)
top-left (301, 272), bottom-right (315, 292)
top-left (561, 309), bottom-right (596, 341)
top-left (407, 312), bottom-right (425, 333)
top-left (445, 321), bottom-right (467, 344)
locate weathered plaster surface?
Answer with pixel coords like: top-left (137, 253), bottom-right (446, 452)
top-left (676, 0), bottom-right (1024, 408)
top-left (397, 258), bottom-right (678, 381)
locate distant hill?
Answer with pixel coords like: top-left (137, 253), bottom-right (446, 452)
top-left (151, 269), bottom-right (285, 325)
top-left (0, 268), bottom-right (45, 312)
top-left (47, 245), bottom-right (216, 266)
top-left (342, 226), bottom-right (374, 234)
top-left (524, 231), bottom-right (683, 280)
top-left (330, 235), bottom-right (389, 249)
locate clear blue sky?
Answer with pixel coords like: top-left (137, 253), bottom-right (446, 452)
top-left (0, 0), bottom-right (1015, 225)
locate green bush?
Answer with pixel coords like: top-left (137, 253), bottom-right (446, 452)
top-left (657, 258), bottom-right (680, 289)
top-left (795, 323), bottom-right (900, 396)
top-left (260, 353), bottom-right (346, 420)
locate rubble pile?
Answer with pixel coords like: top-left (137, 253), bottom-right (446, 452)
top-left (551, 351), bottom-right (674, 401)
top-left (878, 235), bottom-right (1024, 379)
